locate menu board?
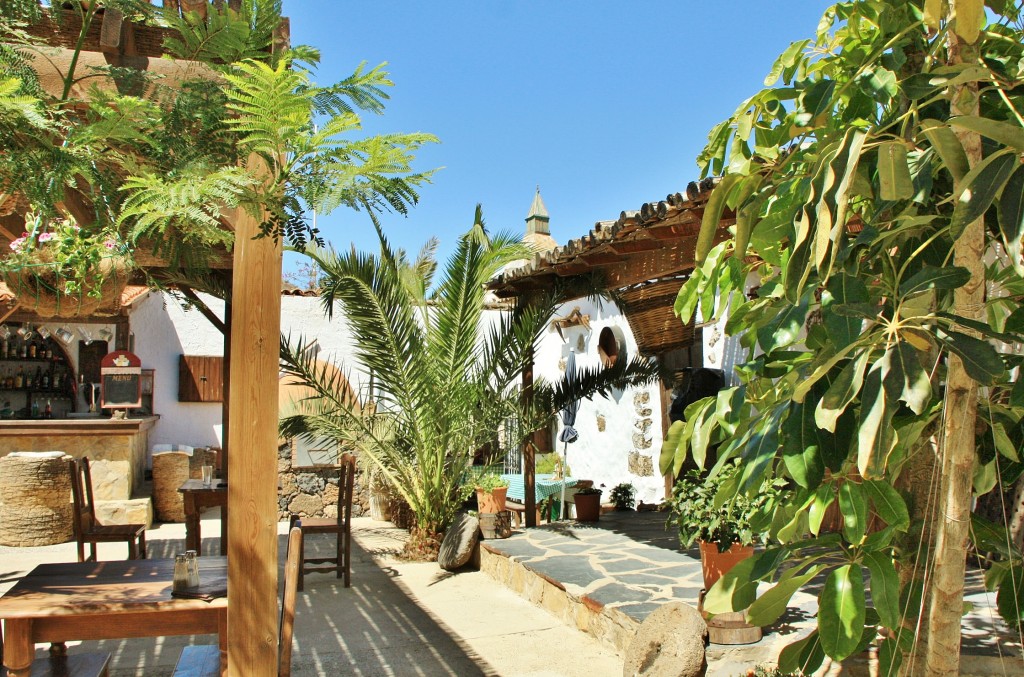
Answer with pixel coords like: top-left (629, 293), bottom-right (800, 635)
top-left (100, 351), bottom-right (142, 409)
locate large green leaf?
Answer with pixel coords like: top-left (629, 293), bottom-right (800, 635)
top-left (746, 564), bottom-right (824, 627)
top-left (950, 151), bottom-right (1018, 238)
top-left (816, 351), bottom-right (870, 432)
top-left (941, 330), bottom-right (1006, 384)
top-left (878, 636), bottom-right (904, 677)
top-left (819, 564), bottom-right (867, 661)
top-left (951, 115), bottom-right (1024, 152)
top-left (998, 164), bottom-right (1024, 275)
top-left (897, 265), bottom-right (970, 298)
top-left (703, 555), bottom-right (760, 614)
top-left (839, 480), bottom-right (868, 545)
top-left (778, 631), bottom-right (826, 676)
top-left (809, 483), bottom-right (834, 535)
top-left (757, 293), bottom-right (810, 353)
top-left (863, 480), bottom-right (909, 530)
top-left (857, 360), bottom-right (896, 478)
top-left (919, 118), bottom-right (969, 182)
top-left (660, 420), bottom-right (685, 476)
top-left (689, 399), bottom-right (717, 470)
top-left (877, 141), bottom-right (914, 201)
top-left (674, 270), bottom-right (703, 323)
top-left (822, 273), bottom-right (869, 350)
top-left (738, 409), bottom-right (782, 491)
top-left (891, 340), bottom-right (932, 414)
top-left (696, 174), bottom-right (741, 265)
top-left (863, 550), bottom-right (900, 630)
top-left (996, 569), bottom-right (1024, 628)
top-left (781, 401), bottom-right (825, 489)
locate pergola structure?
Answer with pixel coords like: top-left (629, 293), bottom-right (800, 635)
top-left (487, 179), bottom-right (735, 525)
top-left (4, 5), bottom-right (285, 674)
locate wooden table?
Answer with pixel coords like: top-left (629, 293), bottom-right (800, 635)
top-left (0, 557), bottom-right (228, 677)
top-left (179, 479), bottom-right (228, 554)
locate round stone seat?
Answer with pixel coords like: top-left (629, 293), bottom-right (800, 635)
top-left (0, 451), bottom-right (74, 546)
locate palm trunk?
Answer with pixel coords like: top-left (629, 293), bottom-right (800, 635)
top-left (921, 22), bottom-right (985, 676)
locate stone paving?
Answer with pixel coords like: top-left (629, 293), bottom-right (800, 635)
top-left (480, 510), bottom-right (1024, 676)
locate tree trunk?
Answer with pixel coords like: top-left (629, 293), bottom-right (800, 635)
top-left (921, 22), bottom-right (985, 677)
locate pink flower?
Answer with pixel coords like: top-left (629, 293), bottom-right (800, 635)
top-left (9, 237), bottom-right (25, 252)
top-left (103, 240), bottom-right (116, 250)
top-left (37, 232), bottom-right (55, 244)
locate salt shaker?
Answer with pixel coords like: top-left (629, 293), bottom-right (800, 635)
top-left (173, 554), bottom-right (189, 593)
top-left (185, 550), bottom-right (200, 588)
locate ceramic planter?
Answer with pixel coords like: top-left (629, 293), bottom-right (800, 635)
top-left (573, 492), bottom-right (602, 522)
top-left (476, 487), bottom-right (507, 514)
top-left (698, 541), bottom-right (754, 590)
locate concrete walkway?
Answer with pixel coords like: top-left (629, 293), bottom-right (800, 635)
top-left (0, 512), bottom-right (622, 676)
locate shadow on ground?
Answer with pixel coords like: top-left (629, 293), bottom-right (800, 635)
top-left (61, 528), bottom-right (495, 676)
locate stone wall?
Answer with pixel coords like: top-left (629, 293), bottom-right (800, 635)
top-left (276, 442), bottom-right (372, 521)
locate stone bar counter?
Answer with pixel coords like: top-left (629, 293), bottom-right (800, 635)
top-left (0, 417), bottom-right (158, 505)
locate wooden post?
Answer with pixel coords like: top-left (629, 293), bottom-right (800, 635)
top-left (226, 160), bottom-right (281, 676)
top-left (523, 344), bottom-right (536, 527)
top-left (220, 276), bottom-right (232, 556)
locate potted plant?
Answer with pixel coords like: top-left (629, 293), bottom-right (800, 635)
top-left (667, 463), bottom-right (781, 590)
top-left (474, 473), bottom-right (509, 514)
top-left (572, 485), bottom-right (602, 522)
top-left (0, 211), bottom-right (131, 318)
top-left (609, 482), bottom-right (636, 511)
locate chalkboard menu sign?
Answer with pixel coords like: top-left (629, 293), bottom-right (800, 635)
top-left (100, 351), bottom-right (142, 409)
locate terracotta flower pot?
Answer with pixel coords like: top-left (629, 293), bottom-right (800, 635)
top-left (476, 487), bottom-right (507, 514)
top-left (699, 541), bottom-right (754, 590)
top-left (573, 492), bottom-right (602, 522)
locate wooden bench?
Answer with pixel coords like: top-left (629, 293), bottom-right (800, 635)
top-left (171, 645), bottom-right (220, 677)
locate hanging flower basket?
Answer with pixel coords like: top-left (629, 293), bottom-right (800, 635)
top-left (0, 213), bottom-right (133, 318)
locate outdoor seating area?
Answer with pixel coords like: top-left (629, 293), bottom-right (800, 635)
top-left (3, 1), bottom-right (1024, 676)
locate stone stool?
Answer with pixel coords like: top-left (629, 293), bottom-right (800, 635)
top-left (0, 451), bottom-right (74, 546)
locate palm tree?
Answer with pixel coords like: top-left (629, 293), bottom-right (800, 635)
top-left (280, 207), bottom-right (660, 558)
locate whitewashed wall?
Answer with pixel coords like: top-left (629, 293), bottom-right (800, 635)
top-left (131, 292), bottom-right (367, 458)
top-left (530, 298), bottom-right (665, 505)
top-left (131, 291), bottom-right (665, 502)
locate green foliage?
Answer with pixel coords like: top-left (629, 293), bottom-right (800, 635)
top-left (279, 209), bottom-right (659, 557)
top-left (671, 0), bottom-right (1024, 664)
top-left (609, 482), bottom-right (636, 510)
top-left (0, 211), bottom-right (131, 298)
top-left (0, 0), bottom-right (436, 292)
top-left (474, 473), bottom-right (509, 492)
top-left (667, 463), bottom-right (785, 551)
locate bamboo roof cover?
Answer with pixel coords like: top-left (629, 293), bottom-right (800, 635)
top-left (488, 177), bottom-right (734, 357)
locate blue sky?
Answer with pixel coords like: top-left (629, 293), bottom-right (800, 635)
top-left (286, 1), bottom-right (833, 273)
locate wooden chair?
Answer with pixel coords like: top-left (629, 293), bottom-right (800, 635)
top-left (69, 458), bottom-right (147, 563)
top-left (173, 525), bottom-right (302, 677)
top-left (288, 453), bottom-right (355, 590)
top-left (0, 632), bottom-right (111, 677)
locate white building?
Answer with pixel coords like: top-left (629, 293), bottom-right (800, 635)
top-left (129, 190), bottom-right (675, 505)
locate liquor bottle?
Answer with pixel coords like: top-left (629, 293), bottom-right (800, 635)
top-left (34, 367), bottom-right (42, 388)
top-left (2, 336), bottom-right (8, 359)
top-left (43, 400), bottom-right (52, 419)
top-left (28, 341), bottom-right (36, 359)
top-left (31, 401), bottom-right (38, 418)
top-left (41, 369), bottom-right (49, 390)
top-left (15, 367), bottom-right (23, 389)
top-left (19, 339), bottom-right (26, 358)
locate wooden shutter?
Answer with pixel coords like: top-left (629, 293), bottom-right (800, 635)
top-left (178, 355), bottom-right (224, 402)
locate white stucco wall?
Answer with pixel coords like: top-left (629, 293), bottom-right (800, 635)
top-left (131, 292), bottom-right (367, 460)
top-left (531, 298), bottom-right (665, 505)
top-left (130, 291), bottom-right (665, 502)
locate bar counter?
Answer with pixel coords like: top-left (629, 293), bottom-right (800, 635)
top-left (0, 416), bottom-right (158, 501)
